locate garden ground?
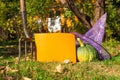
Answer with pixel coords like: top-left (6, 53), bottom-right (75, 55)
top-left (0, 39), bottom-right (120, 80)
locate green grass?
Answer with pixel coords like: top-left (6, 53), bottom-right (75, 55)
top-left (0, 56), bottom-right (120, 80)
top-left (0, 40), bottom-right (120, 80)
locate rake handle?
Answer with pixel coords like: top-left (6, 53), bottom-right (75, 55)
top-left (20, 0), bottom-right (30, 39)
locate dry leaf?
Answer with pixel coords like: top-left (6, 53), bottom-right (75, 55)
top-left (0, 56), bottom-right (3, 59)
top-left (3, 76), bottom-right (13, 80)
top-left (0, 66), bottom-right (5, 70)
top-left (5, 65), bottom-right (11, 72)
top-left (0, 66), bottom-right (6, 74)
top-left (55, 64), bottom-right (64, 73)
top-left (23, 77), bottom-right (31, 80)
top-left (10, 69), bottom-right (18, 73)
top-left (59, 0), bottom-right (66, 4)
top-left (5, 65), bottom-right (18, 73)
top-left (0, 70), bottom-right (4, 74)
top-left (63, 59), bottom-right (71, 64)
top-left (26, 56), bottom-right (30, 61)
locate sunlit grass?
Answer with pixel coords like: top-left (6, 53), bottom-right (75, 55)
top-left (0, 40), bottom-right (120, 80)
top-left (0, 57), bottom-right (120, 80)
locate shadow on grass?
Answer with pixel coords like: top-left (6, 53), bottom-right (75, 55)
top-left (0, 46), bottom-right (18, 58)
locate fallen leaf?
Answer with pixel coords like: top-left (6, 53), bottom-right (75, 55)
top-left (14, 57), bottom-right (19, 64)
top-left (0, 70), bottom-right (4, 74)
top-left (0, 66), bottom-right (5, 74)
top-left (10, 69), bottom-right (18, 73)
top-left (5, 65), bottom-right (11, 72)
top-left (26, 56), bottom-right (30, 61)
top-left (55, 64), bottom-right (64, 73)
top-left (0, 66), bottom-right (5, 70)
top-left (4, 65), bottom-right (18, 73)
top-left (23, 77), bottom-right (31, 80)
top-left (3, 76), bottom-right (13, 80)
top-left (0, 56), bottom-right (3, 59)
top-left (63, 59), bottom-right (71, 64)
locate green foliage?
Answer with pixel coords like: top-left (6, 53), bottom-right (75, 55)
top-left (0, 0), bottom-right (120, 41)
top-left (64, 8), bottom-right (73, 18)
top-left (0, 0), bottom-right (20, 40)
top-left (105, 0), bottom-right (120, 40)
top-left (102, 39), bottom-right (120, 57)
top-left (0, 2), bottom-right (8, 27)
top-left (26, 0), bottom-right (54, 16)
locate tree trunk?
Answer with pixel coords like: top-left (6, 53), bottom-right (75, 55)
top-left (60, 0), bottom-right (105, 29)
top-left (66, 0), bottom-right (92, 29)
top-left (91, 0), bottom-right (105, 26)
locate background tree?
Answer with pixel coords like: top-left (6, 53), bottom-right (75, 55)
top-left (0, 0), bottom-right (19, 40)
top-left (60, 0), bottom-right (120, 40)
top-left (0, 0), bottom-right (120, 41)
top-left (59, 0), bottom-right (105, 29)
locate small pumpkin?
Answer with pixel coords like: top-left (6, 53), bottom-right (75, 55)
top-left (77, 38), bottom-right (97, 62)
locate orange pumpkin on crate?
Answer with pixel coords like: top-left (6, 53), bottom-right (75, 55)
top-left (34, 33), bottom-right (76, 63)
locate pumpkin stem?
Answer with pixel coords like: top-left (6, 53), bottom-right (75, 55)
top-left (77, 38), bottom-right (84, 47)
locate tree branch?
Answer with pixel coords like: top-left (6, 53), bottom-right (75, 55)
top-left (91, 0), bottom-right (105, 25)
top-left (59, 0), bottom-right (105, 29)
top-left (60, 0), bottom-right (92, 29)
